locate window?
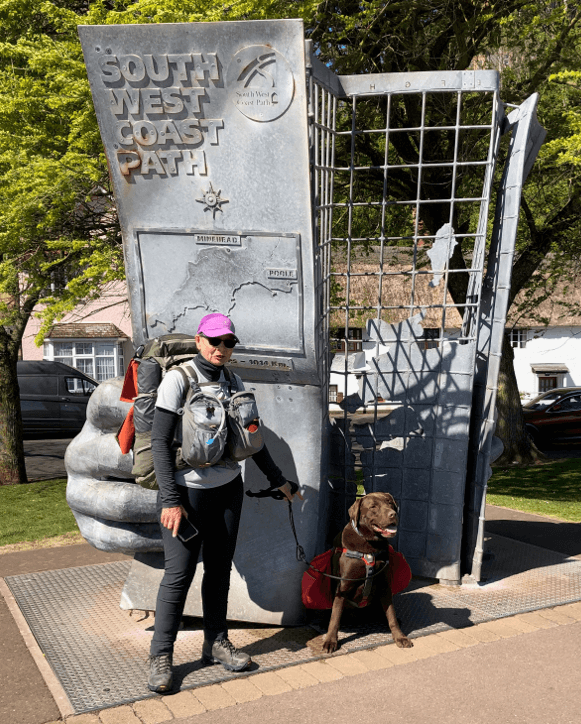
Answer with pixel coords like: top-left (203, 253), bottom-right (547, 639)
top-left (66, 377), bottom-right (97, 395)
top-left (555, 395), bottom-right (581, 412)
top-left (509, 329), bottom-right (527, 348)
top-left (19, 376), bottom-right (58, 396)
top-left (329, 384), bottom-right (344, 404)
top-left (422, 328), bottom-right (440, 349)
top-left (46, 340), bottom-right (125, 382)
top-left (330, 327), bottom-right (363, 352)
top-left (539, 376), bottom-right (557, 394)
top-left (526, 390), bottom-right (562, 410)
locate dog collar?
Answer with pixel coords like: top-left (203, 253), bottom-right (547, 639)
top-left (351, 519), bottom-right (362, 537)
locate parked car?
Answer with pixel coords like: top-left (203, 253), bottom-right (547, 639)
top-left (18, 360), bottom-right (98, 438)
top-left (523, 387), bottom-right (581, 448)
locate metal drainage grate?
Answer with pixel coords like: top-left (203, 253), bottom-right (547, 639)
top-left (5, 534), bottom-right (581, 714)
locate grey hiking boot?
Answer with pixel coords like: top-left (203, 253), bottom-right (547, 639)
top-left (202, 637), bottom-right (251, 671)
top-left (147, 653), bottom-right (173, 692)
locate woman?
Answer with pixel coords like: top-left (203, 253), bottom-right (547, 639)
top-left (148, 312), bottom-right (301, 692)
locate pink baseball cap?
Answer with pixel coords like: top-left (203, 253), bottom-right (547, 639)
top-left (197, 313), bottom-right (239, 342)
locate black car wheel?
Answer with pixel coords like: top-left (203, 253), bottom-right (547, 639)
top-left (526, 425), bottom-right (543, 450)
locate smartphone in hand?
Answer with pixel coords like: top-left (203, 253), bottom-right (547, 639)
top-left (177, 515), bottom-right (199, 543)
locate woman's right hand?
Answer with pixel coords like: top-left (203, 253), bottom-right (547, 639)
top-left (160, 506), bottom-right (184, 537)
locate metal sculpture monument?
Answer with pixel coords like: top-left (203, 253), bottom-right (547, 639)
top-left (71, 19), bottom-right (324, 624)
top-left (68, 19), bottom-right (544, 623)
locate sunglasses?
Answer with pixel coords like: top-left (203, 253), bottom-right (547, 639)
top-left (203, 336), bottom-right (237, 349)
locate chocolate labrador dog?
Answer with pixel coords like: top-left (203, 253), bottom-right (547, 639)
top-left (322, 492), bottom-right (413, 653)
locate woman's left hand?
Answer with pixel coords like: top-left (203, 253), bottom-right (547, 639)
top-left (277, 481), bottom-right (304, 502)
top-left (160, 505), bottom-right (185, 537)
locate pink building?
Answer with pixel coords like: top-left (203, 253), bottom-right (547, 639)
top-left (22, 281), bottom-right (133, 382)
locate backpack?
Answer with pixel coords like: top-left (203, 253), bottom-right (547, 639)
top-left (301, 549), bottom-right (335, 609)
top-left (117, 333), bottom-right (200, 489)
top-left (174, 364), bottom-right (264, 469)
top-left (300, 545), bottom-right (412, 610)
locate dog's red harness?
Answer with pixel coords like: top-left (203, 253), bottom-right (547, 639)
top-left (337, 547), bottom-right (388, 607)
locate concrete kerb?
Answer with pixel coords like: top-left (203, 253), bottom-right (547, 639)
top-left (62, 602), bottom-right (581, 724)
top-left (0, 578), bottom-right (74, 718)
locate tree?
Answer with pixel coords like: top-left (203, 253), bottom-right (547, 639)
top-left (0, 0), bottom-right (317, 484)
top-left (2, 0), bottom-right (580, 485)
top-left (0, 1), bottom-right (124, 483)
top-left (310, 0), bottom-right (581, 464)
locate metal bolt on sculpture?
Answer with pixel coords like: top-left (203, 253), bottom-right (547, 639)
top-left (68, 19), bottom-right (544, 623)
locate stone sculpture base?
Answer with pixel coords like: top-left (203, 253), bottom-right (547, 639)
top-left (119, 552), bottom-right (306, 625)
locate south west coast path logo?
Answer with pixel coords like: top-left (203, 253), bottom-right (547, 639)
top-left (227, 45), bottom-right (295, 122)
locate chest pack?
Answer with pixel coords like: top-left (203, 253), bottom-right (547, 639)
top-left (174, 363), bottom-right (264, 469)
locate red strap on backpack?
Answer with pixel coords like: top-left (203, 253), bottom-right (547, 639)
top-left (116, 359), bottom-right (139, 453)
top-left (116, 406), bottom-right (135, 454)
top-left (120, 359), bottom-right (139, 402)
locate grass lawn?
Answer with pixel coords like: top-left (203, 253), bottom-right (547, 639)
top-left (1, 458), bottom-right (579, 549)
top-left (487, 457), bottom-right (581, 522)
top-left (0, 478), bottom-right (79, 547)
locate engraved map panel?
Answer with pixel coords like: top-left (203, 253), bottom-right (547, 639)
top-left (137, 231), bottom-right (302, 352)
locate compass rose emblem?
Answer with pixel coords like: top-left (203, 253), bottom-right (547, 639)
top-left (196, 182), bottom-right (229, 218)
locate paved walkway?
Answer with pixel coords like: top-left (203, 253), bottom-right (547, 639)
top-left (2, 503), bottom-right (581, 724)
top-left (62, 609), bottom-right (581, 724)
top-left (7, 439), bottom-right (581, 724)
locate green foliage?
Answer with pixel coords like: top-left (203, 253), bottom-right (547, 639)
top-left (0, 0), bottom-right (318, 346)
top-left (310, 0), bottom-right (508, 75)
top-left (541, 70), bottom-right (581, 167)
top-left (0, 1), bottom-right (123, 343)
top-left (313, 0), bottom-right (581, 322)
top-left (0, 0), bottom-right (319, 483)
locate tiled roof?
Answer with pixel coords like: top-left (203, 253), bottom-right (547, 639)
top-left (47, 323), bottom-right (129, 339)
top-left (530, 363), bottom-right (569, 373)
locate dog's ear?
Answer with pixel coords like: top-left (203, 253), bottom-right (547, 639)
top-left (383, 492), bottom-right (398, 512)
top-left (348, 497), bottom-right (364, 527)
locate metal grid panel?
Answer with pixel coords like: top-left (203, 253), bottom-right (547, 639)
top-left (5, 536), bottom-right (581, 714)
top-left (309, 64), bottom-right (503, 581)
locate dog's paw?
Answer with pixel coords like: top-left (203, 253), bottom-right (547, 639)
top-left (395, 636), bottom-right (413, 649)
top-left (322, 637), bottom-right (339, 654)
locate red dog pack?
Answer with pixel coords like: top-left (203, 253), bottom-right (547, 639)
top-left (301, 545), bottom-right (411, 610)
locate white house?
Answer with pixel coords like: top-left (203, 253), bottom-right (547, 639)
top-left (330, 322), bottom-right (581, 406)
top-left (507, 288), bottom-right (581, 400)
top-left (21, 281), bottom-right (133, 383)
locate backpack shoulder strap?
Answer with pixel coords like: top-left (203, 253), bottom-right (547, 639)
top-left (175, 363), bottom-right (198, 386)
top-left (175, 362), bottom-right (200, 407)
top-left (223, 366), bottom-right (239, 395)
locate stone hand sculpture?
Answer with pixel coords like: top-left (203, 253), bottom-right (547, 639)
top-left (65, 377), bottom-right (163, 554)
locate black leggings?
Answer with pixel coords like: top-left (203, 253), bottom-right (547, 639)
top-left (150, 475), bottom-right (244, 657)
